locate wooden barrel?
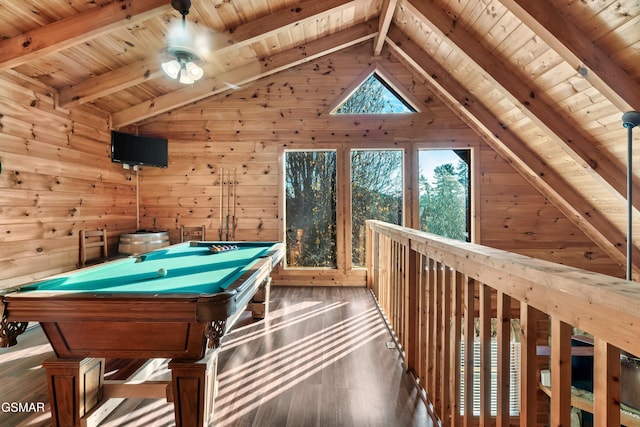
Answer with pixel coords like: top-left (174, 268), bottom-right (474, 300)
top-left (118, 230), bottom-right (170, 254)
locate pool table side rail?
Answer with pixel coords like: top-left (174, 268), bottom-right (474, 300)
top-left (0, 242), bottom-right (284, 353)
top-left (2, 243), bottom-right (285, 324)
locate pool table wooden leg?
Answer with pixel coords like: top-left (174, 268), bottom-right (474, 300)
top-left (248, 277), bottom-right (271, 319)
top-left (169, 349), bottom-right (218, 427)
top-left (42, 357), bottom-right (105, 427)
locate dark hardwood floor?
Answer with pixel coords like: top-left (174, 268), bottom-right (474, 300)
top-left (0, 286), bottom-right (432, 426)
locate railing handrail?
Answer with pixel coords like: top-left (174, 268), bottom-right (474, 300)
top-left (367, 220), bottom-right (640, 357)
top-left (367, 220), bottom-right (640, 425)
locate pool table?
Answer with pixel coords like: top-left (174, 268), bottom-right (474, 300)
top-left (0, 240), bottom-right (284, 427)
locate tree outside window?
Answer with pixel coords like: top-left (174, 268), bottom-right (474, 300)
top-left (285, 151), bottom-right (337, 268)
top-left (419, 149), bottom-right (470, 241)
top-left (351, 150), bottom-right (403, 267)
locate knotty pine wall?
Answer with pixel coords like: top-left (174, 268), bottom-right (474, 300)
top-left (0, 71), bottom-right (137, 289)
top-left (134, 43), bottom-right (622, 285)
top-left (0, 43), bottom-right (623, 289)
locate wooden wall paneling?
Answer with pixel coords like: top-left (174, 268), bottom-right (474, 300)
top-left (0, 38), bottom-right (622, 288)
top-left (477, 144), bottom-right (621, 275)
top-left (138, 138), bottom-right (280, 243)
top-left (132, 42), bottom-right (622, 285)
top-left (0, 74), bottom-right (137, 287)
top-left (8, 43), bottom-right (627, 287)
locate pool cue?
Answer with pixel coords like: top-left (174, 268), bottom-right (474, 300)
top-left (218, 167), bottom-right (223, 240)
top-left (225, 170), bottom-right (230, 241)
top-left (232, 168), bottom-right (236, 240)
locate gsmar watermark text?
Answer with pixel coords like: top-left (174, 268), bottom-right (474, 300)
top-left (1, 401), bottom-right (46, 413)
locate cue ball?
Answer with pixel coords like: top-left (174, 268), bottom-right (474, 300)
top-left (157, 268), bottom-right (168, 277)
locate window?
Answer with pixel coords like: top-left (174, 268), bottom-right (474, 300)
top-left (351, 149), bottom-right (403, 267)
top-left (285, 151), bottom-right (337, 268)
top-left (419, 149), bottom-right (470, 241)
top-left (333, 72), bottom-right (417, 114)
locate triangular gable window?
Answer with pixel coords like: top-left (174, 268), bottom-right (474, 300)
top-left (332, 71), bottom-right (417, 115)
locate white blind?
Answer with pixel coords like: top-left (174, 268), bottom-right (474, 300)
top-left (459, 340), bottom-right (521, 416)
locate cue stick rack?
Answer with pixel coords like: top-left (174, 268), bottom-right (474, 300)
top-left (218, 167), bottom-right (237, 241)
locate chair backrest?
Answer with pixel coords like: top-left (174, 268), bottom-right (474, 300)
top-left (180, 225), bottom-right (206, 242)
top-left (79, 229), bottom-right (108, 267)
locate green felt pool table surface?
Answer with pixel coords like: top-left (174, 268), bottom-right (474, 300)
top-left (18, 241), bottom-right (280, 295)
top-left (1, 240), bottom-right (284, 361)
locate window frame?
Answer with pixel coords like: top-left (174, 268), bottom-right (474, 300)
top-left (279, 143), bottom-right (477, 278)
top-left (282, 148), bottom-right (339, 270)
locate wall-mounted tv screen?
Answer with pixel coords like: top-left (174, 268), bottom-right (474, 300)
top-left (111, 131), bottom-right (168, 168)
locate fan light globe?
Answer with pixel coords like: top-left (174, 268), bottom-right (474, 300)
top-left (179, 72), bottom-right (195, 85)
top-left (161, 60), bottom-right (181, 79)
top-left (162, 49), bottom-right (203, 84)
top-left (186, 62), bottom-right (204, 80)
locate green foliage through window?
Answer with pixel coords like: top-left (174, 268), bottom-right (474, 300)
top-left (335, 73), bottom-right (416, 114)
top-left (351, 150), bottom-right (403, 266)
top-left (285, 151), bottom-right (337, 267)
top-left (419, 150), bottom-right (470, 241)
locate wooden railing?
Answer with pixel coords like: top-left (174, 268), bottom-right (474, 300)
top-left (366, 220), bottom-right (640, 426)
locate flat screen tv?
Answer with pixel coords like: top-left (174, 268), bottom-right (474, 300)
top-left (111, 131), bottom-right (168, 168)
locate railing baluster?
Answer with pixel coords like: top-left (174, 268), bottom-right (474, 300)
top-left (426, 257), bottom-right (436, 408)
top-left (365, 220), bottom-right (640, 426)
top-left (450, 270), bottom-right (463, 426)
top-left (407, 246), bottom-right (419, 373)
top-left (520, 302), bottom-right (540, 427)
top-left (550, 318), bottom-right (572, 426)
top-left (593, 338), bottom-right (621, 426)
top-left (479, 283), bottom-right (492, 426)
top-left (401, 242), bottom-right (409, 353)
top-left (463, 278), bottom-right (475, 427)
top-left (441, 266), bottom-right (452, 422)
top-left (419, 253), bottom-right (428, 389)
top-left (433, 261), bottom-right (443, 414)
top-left (496, 291), bottom-right (511, 427)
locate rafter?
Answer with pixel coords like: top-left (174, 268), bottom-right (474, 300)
top-left (405, 0), bottom-right (638, 208)
top-left (58, 0), bottom-right (355, 108)
top-left (59, 58), bottom-right (163, 108)
top-left (224, 0), bottom-right (354, 47)
top-left (500, 0), bottom-right (639, 112)
top-left (386, 25), bottom-right (637, 275)
top-left (372, 0), bottom-right (398, 56)
top-left (0, 0), bottom-right (170, 72)
top-left (111, 20), bottom-right (378, 127)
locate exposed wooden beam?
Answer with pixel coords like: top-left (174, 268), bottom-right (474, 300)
top-left (58, 0), bottom-right (354, 108)
top-left (224, 0), bottom-right (355, 47)
top-left (111, 20), bottom-right (378, 127)
top-left (373, 0), bottom-right (398, 56)
top-left (0, 0), bottom-right (170, 71)
top-left (59, 58), bottom-right (163, 108)
top-left (405, 1), bottom-right (638, 208)
top-left (386, 25), bottom-right (637, 275)
top-left (500, 0), bottom-right (639, 112)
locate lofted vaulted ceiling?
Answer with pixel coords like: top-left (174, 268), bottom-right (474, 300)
top-left (0, 0), bottom-right (639, 275)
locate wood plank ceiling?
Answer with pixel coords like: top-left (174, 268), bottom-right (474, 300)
top-left (0, 0), bottom-right (638, 274)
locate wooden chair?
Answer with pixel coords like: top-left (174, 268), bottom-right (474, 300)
top-left (180, 225), bottom-right (206, 242)
top-left (79, 229), bottom-right (108, 267)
